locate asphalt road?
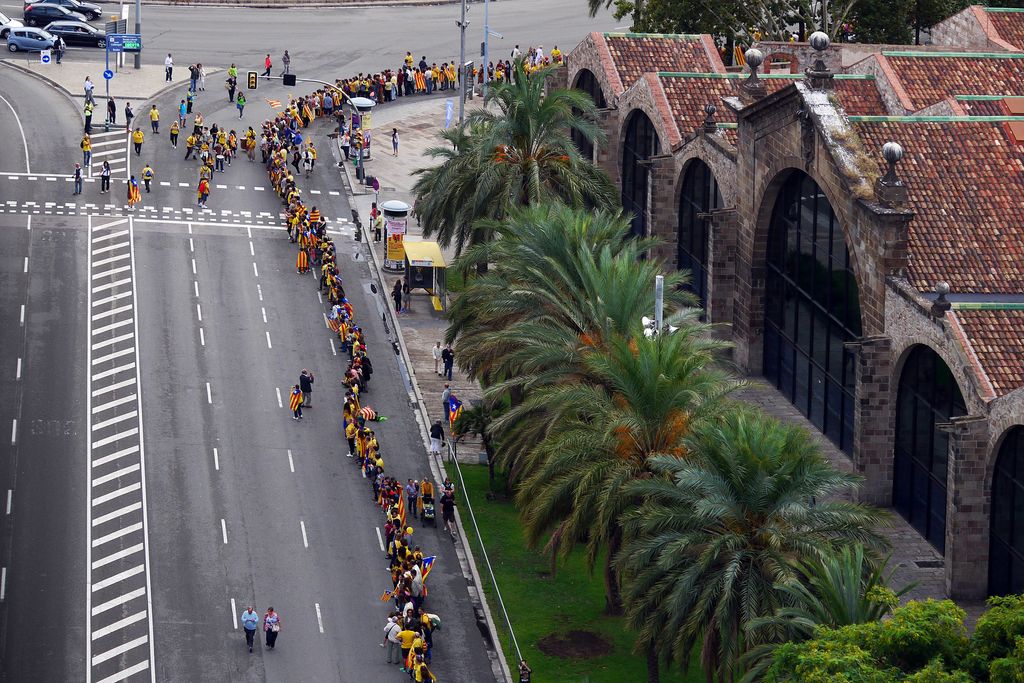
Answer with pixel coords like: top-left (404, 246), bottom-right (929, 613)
top-left (0, 0), bottom-right (618, 81)
top-left (0, 59), bottom-right (499, 681)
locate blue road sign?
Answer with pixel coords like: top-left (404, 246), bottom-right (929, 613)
top-left (40, 52), bottom-right (51, 64)
top-left (103, 69), bottom-right (114, 80)
top-left (106, 34), bottom-right (142, 53)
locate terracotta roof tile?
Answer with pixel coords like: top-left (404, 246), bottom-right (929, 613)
top-left (855, 120), bottom-right (1024, 294)
top-left (954, 308), bottom-right (1024, 396)
top-left (604, 34), bottom-right (716, 91)
top-left (961, 98), bottom-right (1009, 116)
top-left (832, 78), bottom-right (889, 115)
top-left (884, 54), bottom-right (1024, 111)
top-left (987, 9), bottom-right (1024, 52)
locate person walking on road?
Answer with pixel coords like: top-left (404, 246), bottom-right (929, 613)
top-left (441, 344), bottom-right (454, 381)
top-left (132, 128), bottom-right (144, 156)
top-left (169, 120), bottom-right (179, 148)
top-left (84, 76), bottom-right (94, 104)
top-left (126, 175), bottom-right (141, 211)
top-left (124, 101), bottom-right (134, 130)
top-left (186, 90), bottom-right (195, 115)
top-left (440, 489), bottom-right (457, 539)
top-left (54, 35), bottom-right (65, 64)
top-left (83, 100), bottom-right (94, 133)
top-left (226, 75), bottom-right (236, 104)
top-left (299, 369), bottom-right (314, 407)
top-left (263, 607), bottom-right (281, 649)
top-left (106, 97), bottom-right (116, 126)
top-left (141, 163), bottom-right (154, 192)
top-left (289, 384), bottom-right (303, 420)
top-left (178, 99), bottom-right (187, 127)
top-left (428, 420), bottom-right (444, 457)
top-left (164, 53), bottom-right (173, 81)
top-left (149, 105), bottom-right (160, 134)
top-left (391, 279), bottom-right (402, 313)
top-left (262, 54), bottom-right (272, 78)
top-left (441, 384), bottom-right (451, 423)
top-left (432, 342), bottom-right (442, 375)
top-left (236, 92), bottom-right (246, 118)
top-left (72, 163), bottom-right (82, 195)
top-left (80, 134), bottom-right (91, 168)
top-left (99, 160), bottom-right (110, 193)
top-left (184, 133), bottom-right (196, 160)
top-left (392, 127), bottom-right (399, 157)
top-left (281, 50), bottom-right (291, 75)
top-left (382, 616), bottom-right (402, 664)
top-left (405, 479), bottom-right (419, 519)
top-left (240, 606), bottom-right (259, 652)
top-left (197, 177), bottom-right (210, 208)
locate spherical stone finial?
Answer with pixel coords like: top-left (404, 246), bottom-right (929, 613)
top-left (809, 31), bottom-right (830, 51)
top-left (704, 102), bottom-right (717, 116)
top-left (744, 48), bottom-right (764, 69)
top-left (882, 141), bottom-right (904, 164)
top-left (935, 281), bottom-right (951, 296)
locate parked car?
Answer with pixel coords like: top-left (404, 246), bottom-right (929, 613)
top-left (25, 0), bottom-right (100, 21)
top-left (22, 3), bottom-right (86, 27)
top-left (44, 20), bottom-right (104, 47)
top-left (6, 26), bottom-right (55, 52)
top-left (0, 11), bottom-right (24, 39)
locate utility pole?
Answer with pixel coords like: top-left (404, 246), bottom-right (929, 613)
top-left (483, 0), bottom-right (488, 98)
top-left (457, 0), bottom-right (467, 126)
top-left (133, 0), bottom-right (140, 69)
top-left (654, 275), bottom-right (664, 333)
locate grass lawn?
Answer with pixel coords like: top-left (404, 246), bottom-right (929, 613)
top-left (447, 463), bottom-right (703, 683)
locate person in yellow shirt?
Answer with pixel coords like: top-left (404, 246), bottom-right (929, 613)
top-left (551, 45), bottom-right (563, 63)
top-left (345, 420), bottom-right (357, 457)
top-left (184, 133), bottom-right (197, 160)
top-left (131, 128), bottom-right (144, 156)
top-left (80, 134), bottom-right (92, 167)
top-left (397, 628), bottom-right (417, 671)
top-left (141, 163), bottom-right (154, 192)
top-left (169, 120), bottom-right (179, 148)
top-left (149, 104), bottom-right (160, 133)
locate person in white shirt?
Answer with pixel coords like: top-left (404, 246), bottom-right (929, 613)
top-left (84, 76), bottom-right (94, 104)
top-left (534, 45), bottom-right (545, 65)
top-left (164, 53), bottom-right (173, 82)
top-left (240, 606), bottom-right (259, 652)
top-left (432, 342), bottom-right (442, 375)
top-left (511, 44), bottom-right (521, 60)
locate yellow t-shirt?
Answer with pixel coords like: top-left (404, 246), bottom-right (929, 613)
top-left (149, 108), bottom-right (159, 121)
top-left (397, 629), bottom-right (417, 649)
top-left (132, 130), bottom-right (144, 144)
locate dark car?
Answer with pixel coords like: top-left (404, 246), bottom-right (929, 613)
top-left (44, 19), bottom-right (103, 46)
top-left (25, 0), bottom-right (100, 21)
top-left (23, 4), bottom-right (86, 26)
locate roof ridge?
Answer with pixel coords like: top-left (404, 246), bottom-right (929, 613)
top-left (850, 114), bottom-right (1024, 121)
top-left (882, 50), bottom-right (1024, 58)
top-left (986, 7), bottom-right (1024, 12)
top-left (656, 71), bottom-right (874, 80)
top-left (947, 311), bottom-right (998, 401)
top-left (603, 32), bottom-right (702, 40)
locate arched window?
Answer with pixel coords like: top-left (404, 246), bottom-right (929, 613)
top-left (989, 426), bottom-right (1024, 595)
top-left (893, 345), bottom-right (966, 553)
top-left (572, 69), bottom-right (605, 162)
top-left (763, 171), bottom-right (861, 454)
top-left (678, 160), bottom-right (721, 310)
top-left (621, 111), bottom-right (660, 239)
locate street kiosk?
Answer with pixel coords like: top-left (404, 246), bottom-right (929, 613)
top-left (403, 241), bottom-right (447, 311)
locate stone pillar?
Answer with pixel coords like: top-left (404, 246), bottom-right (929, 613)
top-left (944, 414), bottom-right (991, 600)
top-left (850, 335), bottom-right (894, 506)
top-left (648, 154), bottom-right (678, 263)
top-left (595, 108), bottom-right (619, 189)
top-left (706, 207), bottom-right (737, 327)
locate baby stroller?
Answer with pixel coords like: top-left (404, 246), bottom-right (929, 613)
top-left (421, 494), bottom-right (436, 526)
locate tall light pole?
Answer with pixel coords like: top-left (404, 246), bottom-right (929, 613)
top-left (457, 0), bottom-right (468, 126)
top-left (482, 0), bottom-right (503, 98)
top-left (133, 0), bottom-right (140, 69)
top-left (654, 274), bottom-right (664, 333)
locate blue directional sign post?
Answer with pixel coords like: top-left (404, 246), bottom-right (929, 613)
top-left (103, 33), bottom-right (141, 130)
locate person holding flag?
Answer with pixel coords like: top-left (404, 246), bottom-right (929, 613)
top-left (289, 384), bottom-right (303, 420)
top-left (126, 175), bottom-right (142, 210)
top-left (448, 393), bottom-right (463, 432)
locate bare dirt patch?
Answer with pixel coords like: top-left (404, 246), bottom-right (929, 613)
top-left (536, 629), bottom-right (613, 659)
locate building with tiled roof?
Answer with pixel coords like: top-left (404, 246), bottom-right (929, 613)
top-left (933, 6), bottom-right (1024, 51)
top-left (564, 26), bottom-right (1024, 601)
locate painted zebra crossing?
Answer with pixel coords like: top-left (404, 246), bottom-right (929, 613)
top-left (86, 216), bottom-right (155, 683)
top-left (87, 129), bottom-right (130, 181)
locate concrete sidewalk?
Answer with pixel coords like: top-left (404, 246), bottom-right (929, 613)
top-left (340, 94), bottom-right (490, 462)
top-left (2, 59), bottom-right (211, 102)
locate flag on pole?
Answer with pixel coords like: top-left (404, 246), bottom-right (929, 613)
top-left (397, 494), bottom-right (407, 528)
top-left (421, 555), bottom-right (436, 582)
top-left (448, 394), bottom-right (463, 433)
top-left (379, 590), bottom-right (395, 602)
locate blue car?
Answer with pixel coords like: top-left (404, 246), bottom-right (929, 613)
top-left (6, 26), bottom-right (54, 52)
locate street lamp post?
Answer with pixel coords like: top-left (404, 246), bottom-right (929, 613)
top-left (133, 0), bottom-right (140, 69)
top-left (457, 0), bottom-right (468, 126)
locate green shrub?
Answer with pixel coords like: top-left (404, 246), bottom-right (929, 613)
top-left (969, 595), bottom-right (1024, 680)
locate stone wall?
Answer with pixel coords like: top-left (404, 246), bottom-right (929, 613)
top-left (931, 5), bottom-right (1020, 51)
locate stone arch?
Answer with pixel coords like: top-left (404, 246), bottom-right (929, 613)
top-left (763, 52), bottom-right (800, 74)
top-left (674, 157), bottom-right (722, 310)
top-left (988, 424), bottom-right (1024, 595)
top-left (892, 343), bottom-right (969, 554)
top-left (620, 109), bottom-right (661, 238)
top-left (570, 68), bottom-right (606, 162)
top-left (760, 168), bottom-right (863, 454)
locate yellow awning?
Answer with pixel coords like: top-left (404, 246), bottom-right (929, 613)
top-left (403, 241), bottom-right (446, 268)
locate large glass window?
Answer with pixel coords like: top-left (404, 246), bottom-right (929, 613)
top-left (572, 69), bottom-right (605, 162)
top-left (621, 111), bottom-right (659, 239)
top-left (989, 426), bottom-right (1024, 596)
top-left (763, 171), bottom-right (861, 454)
top-left (678, 160), bottom-right (721, 311)
top-left (893, 345), bottom-right (966, 554)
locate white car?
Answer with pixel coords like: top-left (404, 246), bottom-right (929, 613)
top-left (0, 11), bottom-right (24, 39)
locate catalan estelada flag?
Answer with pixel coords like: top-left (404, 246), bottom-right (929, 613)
top-left (397, 493), bottom-right (407, 528)
top-left (448, 394), bottom-right (463, 433)
top-left (421, 555), bottom-right (436, 582)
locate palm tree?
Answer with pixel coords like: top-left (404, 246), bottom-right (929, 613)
top-left (740, 546), bottom-right (913, 682)
top-left (615, 410), bottom-right (888, 683)
top-left (453, 402), bottom-right (500, 485)
top-left (411, 60), bottom-right (617, 259)
top-left (514, 331), bottom-right (738, 615)
top-left (445, 204), bottom-right (698, 482)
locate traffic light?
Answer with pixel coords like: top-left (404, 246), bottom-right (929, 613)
top-left (283, 74), bottom-right (297, 87)
top-left (353, 129), bottom-right (364, 150)
top-left (247, 71), bottom-right (258, 89)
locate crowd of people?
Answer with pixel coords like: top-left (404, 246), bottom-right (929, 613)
top-left (258, 92), bottom-right (463, 682)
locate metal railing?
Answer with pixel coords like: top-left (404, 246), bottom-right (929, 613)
top-left (443, 440), bottom-right (523, 668)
